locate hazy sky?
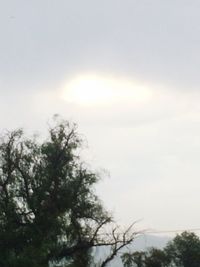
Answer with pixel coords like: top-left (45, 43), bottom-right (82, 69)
top-left (1, 0), bottom-right (200, 234)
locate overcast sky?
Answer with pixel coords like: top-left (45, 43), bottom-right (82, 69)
top-left (1, 0), bottom-right (200, 234)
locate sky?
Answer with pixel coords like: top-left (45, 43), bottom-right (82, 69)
top-left (1, 0), bottom-right (200, 235)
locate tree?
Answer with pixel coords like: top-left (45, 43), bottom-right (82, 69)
top-left (121, 249), bottom-right (168, 267)
top-left (144, 248), bottom-right (169, 267)
top-left (121, 231), bottom-right (200, 267)
top-left (0, 118), bottom-right (136, 267)
top-left (165, 231), bottom-right (200, 267)
top-left (121, 252), bottom-right (137, 267)
top-left (121, 251), bottom-right (146, 267)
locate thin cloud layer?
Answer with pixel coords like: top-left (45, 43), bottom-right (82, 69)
top-left (1, 1), bottom-right (200, 232)
top-left (1, 1), bottom-right (200, 90)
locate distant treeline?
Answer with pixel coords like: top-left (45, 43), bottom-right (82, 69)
top-left (121, 231), bottom-right (200, 267)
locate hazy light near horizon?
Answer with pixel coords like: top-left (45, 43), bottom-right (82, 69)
top-left (61, 74), bottom-right (152, 106)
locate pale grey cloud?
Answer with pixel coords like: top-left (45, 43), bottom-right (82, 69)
top-left (1, 0), bottom-right (200, 232)
top-left (1, 0), bottom-right (200, 91)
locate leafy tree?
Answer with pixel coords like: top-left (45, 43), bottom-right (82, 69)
top-left (122, 231), bottom-right (200, 267)
top-left (121, 252), bottom-right (137, 267)
top-left (121, 251), bottom-right (146, 267)
top-left (0, 118), bottom-right (136, 267)
top-left (144, 248), bottom-right (169, 267)
top-left (121, 249), bottom-right (168, 267)
top-left (165, 231), bottom-right (200, 267)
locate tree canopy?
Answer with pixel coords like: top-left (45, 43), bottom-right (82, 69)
top-left (121, 231), bottom-right (200, 267)
top-left (165, 231), bottom-right (200, 267)
top-left (0, 118), bottom-right (136, 267)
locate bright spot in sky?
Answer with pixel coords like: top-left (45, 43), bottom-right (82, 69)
top-left (61, 74), bottom-right (152, 105)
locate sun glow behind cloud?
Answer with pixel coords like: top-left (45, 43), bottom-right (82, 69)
top-left (61, 74), bottom-right (152, 106)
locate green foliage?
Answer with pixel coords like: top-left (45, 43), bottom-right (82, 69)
top-left (165, 231), bottom-right (200, 267)
top-left (0, 119), bottom-right (110, 267)
top-left (121, 249), bottom-right (168, 267)
top-left (121, 252), bottom-right (137, 267)
top-left (144, 248), bottom-right (169, 267)
top-left (121, 232), bottom-right (200, 267)
top-left (121, 251), bottom-right (146, 267)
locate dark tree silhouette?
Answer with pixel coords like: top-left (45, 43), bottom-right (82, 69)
top-left (165, 231), bottom-right (200, 267)
top-left (0, 118), bottom-right (136, 267)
